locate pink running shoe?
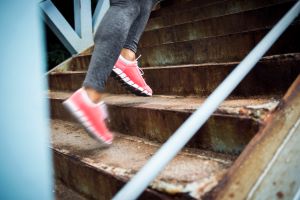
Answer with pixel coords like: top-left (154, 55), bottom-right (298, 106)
top-left (111, 55), bottom-right (152, 96)
top-left (62, 88), bottom-right (113, 144)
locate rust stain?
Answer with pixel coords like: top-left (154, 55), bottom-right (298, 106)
top-left (207, 75), bottom-right (300, 200)
top-left (276, 191), bottom-right (284, 199)
top-left (51, 119), bottom-right (232, 200)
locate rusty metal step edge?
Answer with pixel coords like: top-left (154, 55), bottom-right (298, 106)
top-left (61, 25), bottom-right (300, 69)
top-left (139, 21), bottom-right (300, 49)
top-left (62, 24), bottom-right (300, 70)
top-left (149, 0), bottom-right (225, 19)
top-left (51, 119), bottom-right (233, 199)
top-left (55, 53), bottom-right (300, 72)
top-left (47, 69), bottom-right (295, 97)
top-left (49, 93), bottom-right (272, 154)
top-left (138, 25), bottom-right (300, 67)
top-left (145, 0), bottom-right (295, 32)
top-left (48, 91), bottom-right (278, 120)
top-left (53, 149), bottom-right (179, 200)
top-left (204, 76), bottom-right (300, 200)
top-left (140, 2), bottom-right (297, 47)
top-left (49, 93), bottom-right (271, 121)
top-left (48, 53), bottom-right (300, 97)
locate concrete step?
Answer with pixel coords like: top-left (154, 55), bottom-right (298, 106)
top-left (51, 119), bottom-right (234, 200)
top-left (138, 23), bottom-right (300, 66)
top-left (49, 92), bottom-right (279, 154)
top-left (141, 2), bottom-right (296, 47)
top-left (49, 53), bottom-right (300, 97)
top-left (146, 0), bottom-right (294, 31)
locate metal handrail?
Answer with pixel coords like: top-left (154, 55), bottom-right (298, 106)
top-left (294, 186), bottom-right (300, 200)
top-left (113, 1), bottom-right (300, 200)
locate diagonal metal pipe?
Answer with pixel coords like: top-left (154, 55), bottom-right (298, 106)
top-left (112, 1), bottom-right (300, 200)
top-left (294, 186), bottom-right (300, 200)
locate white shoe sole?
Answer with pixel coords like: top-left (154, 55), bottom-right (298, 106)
top-left (112, 67), bottom-right (152, 96)
top-left (62, 98), bottom-right (113, 145)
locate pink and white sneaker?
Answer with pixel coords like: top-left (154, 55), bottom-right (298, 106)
top-left (62, 88), bottom-right (113, 145)
top-left (111, 55), bottom-right (152, 96)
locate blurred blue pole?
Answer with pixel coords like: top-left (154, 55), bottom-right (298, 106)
top-left (294, 187), bottom-right (300, 200)
top-left (0, 1), bottom-right (53, 200)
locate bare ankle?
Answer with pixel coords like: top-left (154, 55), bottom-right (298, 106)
top-left (84, 87), bottom-right (102, 103)
top-left (120, 48), bottom-right (136, 61)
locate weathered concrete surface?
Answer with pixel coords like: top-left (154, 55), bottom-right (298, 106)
top-left (49, 53), bottom-right (300, 97)
top-left (205, 75), bottom-right (300, 200)
top-left (141, 2), bottom-right (294, 47)
top-left (146, 0), bottom-right (294, 31)
top-left (51, 119), bottom-right (233, 199)
top-left (49, 92), bottom-right (279, 154)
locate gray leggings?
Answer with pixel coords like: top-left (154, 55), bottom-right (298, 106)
top-left (83, 0), bottom-right (160, 92)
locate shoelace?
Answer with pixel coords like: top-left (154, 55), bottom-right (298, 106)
top-left (135, 55), bottom-right (144, 76)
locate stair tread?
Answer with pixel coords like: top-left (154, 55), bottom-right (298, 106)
top-left (146, 1), bottom-right (293, 31)
top-left (140, 22), bottom-right (300, 48)
top-left (49, 58), bottom-right (274, 73)
top-left (137, 27), bottom-right (300, 67)
top-left (51, 119), bottom-right (233, 198)
top-left (49, 53), bottom-right (299, 98)
top-left (146, 0), bottom-right (294, 31)
top-left (50, 61), bottom-right (243, 74)
top-left (49, 91), bottom-right (279, 119)
top-left (51, 52), bottom-right (300, 72)
top-left (141, 4), bottom-right (298, 48)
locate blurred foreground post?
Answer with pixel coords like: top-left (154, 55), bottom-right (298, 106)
top-left (0, 1), bottom-right (53, 200)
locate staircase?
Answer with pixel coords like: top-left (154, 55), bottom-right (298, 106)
top-left (48, 0), bottom-right (300, 199)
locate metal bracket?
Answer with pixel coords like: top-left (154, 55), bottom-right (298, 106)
top-left (40, 0), bottom-right (109, 54)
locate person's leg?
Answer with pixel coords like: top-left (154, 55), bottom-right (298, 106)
top-left (109, 0), bottom-right (160, 96)
top-left (63, 0), bottom-right (142, 144)
top-left (122, 0), bottom-right (161, 59)
top-left (82, 0), bottom-right (141, 102)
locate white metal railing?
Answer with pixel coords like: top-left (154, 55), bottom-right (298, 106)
top-left (112, 1), bottom-right (300, 199)
top-left (294, 186), bottom-right (300, 200)
top-left (40, 0), bottom-right (109, 54)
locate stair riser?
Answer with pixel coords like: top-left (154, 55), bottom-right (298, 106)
top-left (138, 24), bottom-right (300, 66)
top-left (108, 106), bottom-right (259, 155)
top-left (53, 151), bottom-right (174, 200)
top-left (141, 3), bottom-right (294, 47)
top-left (150, 0), bottom-right (224, 18)
top-left (146, 0), bottom-right (293, 31)
top-left (69, 56), bottom-right (91, 71)
top-left (50, 99), bottom-right (259, 154)
top-left (65, 26), bottom-right (300, 71)
top-left (49, 54), bottom-right (300, 97)
top-left (49, 73), bottom-right (86, 92)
